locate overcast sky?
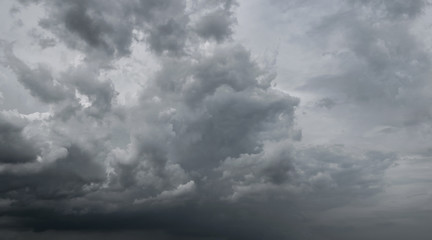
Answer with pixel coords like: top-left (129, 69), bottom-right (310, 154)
top-left (1, 0), bottom-right (432, 239)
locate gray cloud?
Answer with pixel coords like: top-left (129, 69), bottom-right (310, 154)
top-left (0, 144), bottom-right (105, 202)
top-left (25, 0), bottom-right (176, 59)
top-left (20, 0), bottom-right (237, 60)
top-left (194, 9), bottom-right (236, 42)
top-left (0, 0), bottom-right (420, 239)
top-left (28, 29), bottom-right (57, 49)
top-left (299, 0), bottom-right (432, 133)
top-left (18, 0), bottom-right (240, 60)
top-left (351, 0), bottom-right (427, 19)
top-left (37, 0), bottom-right (133, 59)
top-left (293, 145), bottom-right (396, 209)
top-left (64, 66), bottom-right (118, 118)
top-left (147, 18), bottom-right (188, 56)
top-left (0, 116), bottom-right (39, 164)
top-left (315, 97), bottom-right (336, 109)
top-left (3, 46), bottom-right (69, 104)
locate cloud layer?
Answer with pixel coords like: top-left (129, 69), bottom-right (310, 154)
top-left (1, 0), bottom-right (431, 239)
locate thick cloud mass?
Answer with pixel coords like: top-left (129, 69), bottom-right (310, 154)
top-left (0, 116), bottom-right (39, 164)
top-left (0, 0), bottom-right (430, 239)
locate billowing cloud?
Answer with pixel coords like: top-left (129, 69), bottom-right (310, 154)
top-left (3, 45), bottom-right (69, 103)
top-left (0, 0), bottom-right (429, 239)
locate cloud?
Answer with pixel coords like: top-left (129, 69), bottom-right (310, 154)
top-left (28, 0), bottom-right (186, 59)
top-left (64, 65), bottom-right (118, 118)
top-left (301, 0), bottom-right (431, 117)
top-left (0, 115), bottom-right (39, 164)
top-left (17, 0), bottom-right (243, 61)
top-left (0, 0), bottom-right (413, 239)
top-left (293, 145), bottom-right (396, 209)
top-left (287, 0), bottom-right (432, 155)
top-left (351, 0), bottom-right (427, 19)
top-left (194, 8), bottom-right (236, 42)
top-left (146, 18), bottom-right (188, 56)
top-left (134, 180), bottom-right (196, 205)
top-left (3, 45), bottom-right (69, 104)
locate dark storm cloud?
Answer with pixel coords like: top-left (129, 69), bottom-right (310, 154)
top-left (0, 0), bottom-right (406, 239)
top-left (0, 144), bottom-right (394, 240)
top-left (37, 0), bottom-right (134, 59)
top-left (0, 116), bottom-right (39, 164)
top-left (2, 202), bottom-right (299, 239)
top-left (26, 0), bottom-right (187, 59)
top-left (131, 44), bottom-right (299, 176)
top-left (0, 144), bottom-right (105, 201)
top-left (62, 2), bottom-right (111, 49)
top-left (0, 23), bottom-right (304, 240)
top-left (17, 0), bottom-right (239, 60)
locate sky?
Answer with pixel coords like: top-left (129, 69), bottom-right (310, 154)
top-left (1, 0), bottom-right (432, 239)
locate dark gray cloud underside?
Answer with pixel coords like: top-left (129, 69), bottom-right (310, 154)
top-left (0, 0), bottom-right (427, 239)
